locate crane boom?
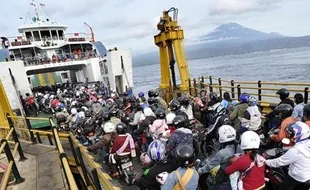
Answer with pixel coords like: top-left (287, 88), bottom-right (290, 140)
top-left (84, 22), bottom-right (95, 42)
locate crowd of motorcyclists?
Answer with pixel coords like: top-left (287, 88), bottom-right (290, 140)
top-left (25, 83), bottom-right (310, 190)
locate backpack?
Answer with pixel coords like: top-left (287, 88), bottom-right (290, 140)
top-left (244, 106), bottom-right (262, 131)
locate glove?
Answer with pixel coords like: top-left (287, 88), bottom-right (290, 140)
top-left (156, 172), bottom-right (169, 185)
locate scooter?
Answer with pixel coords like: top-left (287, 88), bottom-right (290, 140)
top-left (115, 153), bottom-right (135, 184)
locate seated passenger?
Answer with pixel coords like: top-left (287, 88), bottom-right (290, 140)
top-left (292, 93), bottom-right (305, 121)
top-left (229, 93), bottom-right (249, 131)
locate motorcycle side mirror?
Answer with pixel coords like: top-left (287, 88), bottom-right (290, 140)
top-left (265, 148), bottom-right (277, 157)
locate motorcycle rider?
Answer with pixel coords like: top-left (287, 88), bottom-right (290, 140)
top-left (149, 108), bottom-right (169, 140)
top-left (240, 95), bottom-right (262, 133)
top-left (180, 97), bottom-right (194, 120)
top-left (169, 100), bottom-right (189, 123)
top-left (266, 122), bottom-right (310, 190)
top-left (132, 140), bottom-right (179, 190)
top-left (166, 116), bottom-right (193, 160)
top-left (67, 108), bottom-right (81, 129)
top-left (225, 131), bottom-right (266, 190)
top-left (148, 97), bottom-right (159, 113)
top-left (109, 108), bottom-right (121, 126)
top-left (292, 93), bottom-right (304, 121)
top-left (153, 91), bottom-right (168, 110)
top-left (138, 92), bottom-right (147, 104)
top-left (303, 103), bottom-right (310, 126)
top-left (198, 125), bottom-right (242, 189)
top-left (270, 104), bottom-right (297, 149)
top-left (229, 93), bottom-right (249, 131)
top-left (160, 145), bottom-right (199, 190)
top-left (277, 88), bottom-right (294, 108)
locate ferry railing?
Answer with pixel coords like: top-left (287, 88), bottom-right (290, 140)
top-left (0, 116), bottom-right (26, 189)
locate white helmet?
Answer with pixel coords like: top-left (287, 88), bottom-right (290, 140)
top-left (50, 95), bottom-right (55, 99)
top-left (81, 86), bottom-right (85, 91)
top-left (71, 108), bottom-right (77, 115)
top-left (218, 125), bottom-right (236, 143)
top-left (103, 122), bottom-right (116, 133)
top-left (166, 112), bottom-right (176, 125)
top-left (140, 152), bottom-right (152, 166)
top-left (240, 131), bottom-right (260, 150)
top-left (71, 101), bottom-right (77, 106)
top-left (285, 122), bottom-right (310, 143)
top-left (78, 111), bottom-right (85, 119)
top-left (143, 107), bottom-right (154, 117)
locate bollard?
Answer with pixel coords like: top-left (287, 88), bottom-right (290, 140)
top-left (258, 81), bottom-right (262, 101)
top-left (231, 80), bottom-right (235, 99)
top-left (47, 134), bottom-right (53, 145)
top-left (25, 118), bottom-right (36, 143)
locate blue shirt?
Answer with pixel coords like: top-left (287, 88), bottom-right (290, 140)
top-left (292, 103), bottom-right (305, 121)
top-left (161, 167), bottom-right (199, 190)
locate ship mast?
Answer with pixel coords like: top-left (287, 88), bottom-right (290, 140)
top-left (30, 0), bottom-right (40, 22)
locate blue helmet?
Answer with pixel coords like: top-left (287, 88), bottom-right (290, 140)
top-left (147, 140), bottom-right (167, 163)
top-left (240, 93), bottom-right (249, 103)
top-left (248, 96), bottom-right (259, 106)
top-left (138, 92), bottom-right (145, 97)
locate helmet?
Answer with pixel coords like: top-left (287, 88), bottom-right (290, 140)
top-left (240, 131), bottom-right (260, 150)
top-left (138, 92), bottom-right (145, 97)
top-left (148, 97), bottom-right (156, 105)
top-left (85, 110), bottom-right (91, 117)
top-left (248, 95), bottom-right (259, 106)
top-left (116, 122), bottom-right (127, 134)
top-left (155, 109), bottom-right (166, 119)
top-left (123, 91), bottom-right (128, 96)
top-left (169, 100), bottom-right (181, 111)
top-left (140, 152), bottom-right (152, 166)
top-left (176, 145), bottom-right (195, 167)
top-left (275, 104), bottom-right (293, 120)
top-left (276, 88), bottom-right (290, 100)
top-left (209, 92), bottom-right (217, 101)
top-left (143, 107), bottom-right (154, 117)
top-left (180, 97), bottom-right (190, 106)
top-left (166, 112), bottom-right (176, 125)
top-left (129, 96), bottom-right (136, 103)
top-left (173, 116), bottom-right (187, 128)
top-left (218, 125), bottom-right (236, 143)
top-left (154, 92), bottom-right (159, 97)
top-left (50, 95), bottom-right (55, 99)
top-left (240, 93), bottom-right (249, 103)
top-left (103, 122), bottom-right (116, 133)
top-left (103, 112), bottom-right (111, 121)
top-left (303, 103), bottom-right (310, 120)
top-left (78, 111), bottom-right (85, 119)
top-left (147, 140), bottom-right (167, 162)
top-left (71, 108), bottom-right (77, 115)
top-left (285, 122), bottom-right (310, 143)
top-left (148, 90), bottom-right (155, 98)
top-left (294, 93), bottom-right (304, 104)
top-left (109, 108), bottom-right (118, 117)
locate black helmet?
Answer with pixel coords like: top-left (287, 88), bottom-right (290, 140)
top-left (148, 97), bottom-right (156, 105)
top-left (155, 108), bottom-right (166, 119)
top-left (123, 91), bottom-right (128, 97)
top-left (276, 88), bottom-right (290, 101)
top-left (177, 97), bottom-right (184, 103)
top-left (169, 100), bottom-right (181, 111)
top-left (129, 96), bottom-right (136, 103)
top-left (116, 122), bottom-right (127, 134)
top-left (275, 104), bottom-right (293, 120)
top-left (173, 116), bottom-right (186, 128)
top-left (176, 145), bottom-right (195, 167)
top-left (85, 110), bottom-right (91, 117)
top-left (109, 108), bottom-right (118, 117)
top-left (154, 91), bottom-right (159, 97)
top-left (148, 90), bottom-right (155, 98)
top-left (294, 93), bottom-right (304, 104)
top-left (180, 97), bottom-right (190, 106)
top-left (303, 103), bottom-right (310, 120)
top-left (103, 112), bottom-right (111, 121)
top-left (209, 92), bottom-right (217, 101)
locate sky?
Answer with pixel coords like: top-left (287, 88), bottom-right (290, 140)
top-left (1, 0), bottom-right (310, 55)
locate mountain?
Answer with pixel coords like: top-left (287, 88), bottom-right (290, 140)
top-left (133, 23), bottom-right (310, 66)
top-left (199, 23), bottom-right (284, 42)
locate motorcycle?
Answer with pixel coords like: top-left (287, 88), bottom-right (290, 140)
top-left (115, 153), bottom-right (135, 184)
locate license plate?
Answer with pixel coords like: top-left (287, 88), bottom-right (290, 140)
top-left (121, 162), bottom-right (133, 169)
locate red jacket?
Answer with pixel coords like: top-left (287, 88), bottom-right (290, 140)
top-left (225, 153), bottom-right (265, 190)
top-left (111, 135), bottom-right (131, 154)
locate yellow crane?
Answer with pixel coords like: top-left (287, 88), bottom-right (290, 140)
top-left (84, 22), bottom-right (95, 42)
top-left (154, 7), bottom-right (190, 102)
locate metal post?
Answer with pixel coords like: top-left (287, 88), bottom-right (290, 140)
top-left (68, 136), bottom-right (79, 166)
top-left (75, 147), bottom-right (91, 186)
top-left (91, 169), bottom-right (102, 190)
top-left (304, 87), bottom-right (309, 104)
top-left (59, 153), bottom-right (70, 189)
top-left (36, 132), bottom-right (42, 144)
top-left (193, 78), bottom-right (197, 97)
top-left (209, 76), bottom-right (213, 92)
top-left (218, 78), bottom-right (222, 98)
top-left (188, 78), bottom-right (192, 96)
top-left (231, 80), bottom-right (235, 99)
top-left (6, 115), bottom-right (27, 161)
top-left (47, 134), bottom-right (53, 145)
top-left (1, 139), bottom-right (25, 183)
top-left (258, 81), bottom-right (262, 101)
top-left (237, 85), bottom-right (241, 101)
top-left (25, 118), bottom-right (36, 143)
top-left (200, 76), bottom-right (204, 89)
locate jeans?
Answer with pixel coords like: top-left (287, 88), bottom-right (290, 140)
top-left (279, 175), bottom-right (309, 190)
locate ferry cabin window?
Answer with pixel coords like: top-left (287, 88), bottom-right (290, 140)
top-left (25, 32), bottom-right (33, 41)
top-left (40, 30), bottom-right (51, 40)
top-left (33, 31), bottom-right (40, 41)
top-left (58, 30), bottom-right (64, 40)
top-left (61, 73), bottom-right (69, 79)
top-left (51, 30), bottom-right (58, 40)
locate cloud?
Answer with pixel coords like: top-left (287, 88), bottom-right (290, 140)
top-left (209, 0), bottom-right (283, 15)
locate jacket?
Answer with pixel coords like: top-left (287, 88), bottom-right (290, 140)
top-left (199, 144), bottom-right (242, 174)
top-left (136, 116), bottom-right (156, 134)
top-left (271, 116), bottom-right (297, 147)
top-left (279, 98), bottom-right (295, 108)
top-left (133, 160), bottom-right (179, 190)
top-left (161, 167), bottom-right (199, 190)
top-left (266, 139), bottom-right (310, 182)
top-left (110, 117), bottom-right (121, 127)
top-left (166, 128), bottom-right (193, 159)
top-left (150, 119), bottom-right (169, 136)
top-left (110, 134), bottom-right (131, 154)
top-left (156, 97), bottom-right (168, 110)
top-left (292, 103), bottom-right (305, 121)
top-left (130, 111), bottom-right (143, 126)
top-left (229, 103), bottom-right (248, 129)
top-left (225, 153), bottom-right (265, 190)
top-left (87, 132), bottom-right (116, 151)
